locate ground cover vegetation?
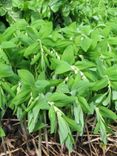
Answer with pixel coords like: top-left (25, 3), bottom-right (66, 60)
top-left (0, 0), bottom-right (117, 155)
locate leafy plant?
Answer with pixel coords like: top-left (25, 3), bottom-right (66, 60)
top-left (0, 0), bottom-right (117, 152)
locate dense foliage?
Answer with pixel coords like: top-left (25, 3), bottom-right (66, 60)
top-left (0, 0), bottom-right (117, 151)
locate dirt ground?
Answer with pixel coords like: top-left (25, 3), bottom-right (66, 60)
top-left (0, 118), bottom-right (117, 156)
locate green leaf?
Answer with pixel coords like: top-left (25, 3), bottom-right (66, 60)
top-left (99, 106), bottom-right (117, 120)
top-left (28, 103), bottom-right (40, 133)
top-left (56, 82), bottom-right (69, 93)
top-left (49, 0), bottom-right (63, 12)
top-left (26, 26), bottom-right (39, 41)
top-left (18, 69), bottom-right (35, 86)
top-left (112, 90), bottom-right (117, 101)
top-left (102, 91), bottom-right (111, 106)
top-left (49, 106), bottom-right (56, 134)
top-left (71, 79), bottom-right (90, 96)
top-left (0, 127), bottom-right (5, 137)
top-left (61, 45), bottom-right (75, 65)
top-left (95, 107), bottom-right (107, 144)
top-left (49, 92), bottom-right (75, 107)
top-left (80, 36), bottom-right (92, 52)
top-left (55, 61), bottom-right (71, 74)
top-left (1, 82), bottom-right (15, 97)
top-left (91, 78), bottom-right (108, 91)
top-left (106, 66), bottom-right (117, 81)
top-left (95, 93), bottom-right (108, 104)
top-left (63, 116), bottom-right (81, 133)
top-left (0, 48), bottom-right (9, 64)
top-left (74, 102), bottom-right (84, 134)
top-left (0, 63), bottom-right (14, 78)
top-left (108, 37), bottom-right (117, 45)
top-left (35, 80), bottom-right (50, 92)
top-left (100, 120), bottom-right (107, 144)
top-left (78, 96), bottom-right (90, 113)
top-left (0, 41), bottom-right (17, 49)
top-left (24, 42), bottom-right (39, 57)
top-left (75, 60), bottom-right (95, 70)
top-left (65, 134), bottom-right (73, 152)
top-left (96, 59), bottom-right (106, 77)
top-left (26, 94), bottom-right (49, 112)
top-left (11, 89), bottom-right (30, 107)
top-left (91, 29), bottom-right (100, 49)
top-left (58, 114), bottom-right (69, 144)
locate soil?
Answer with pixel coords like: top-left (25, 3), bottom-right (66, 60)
top-left (0, 117), bottom-right (117, 156)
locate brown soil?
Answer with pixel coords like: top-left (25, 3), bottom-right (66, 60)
top-left (0, 118), bottom-right (117, 156)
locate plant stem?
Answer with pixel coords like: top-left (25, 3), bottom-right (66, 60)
top-left (44, 111), bottom-right (49, 154)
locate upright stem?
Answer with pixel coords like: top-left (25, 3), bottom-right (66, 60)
top-left (44, 111), bottom-right (49, 154)
top-left (21, 120), bottom-right (30, 152)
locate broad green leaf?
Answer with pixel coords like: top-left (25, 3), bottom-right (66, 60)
top-left (99, 106), bottom-right (117, 120)
top-left (28, 102), bottom-right (41, 133)
top-left (78, 96), bottom-right (90, 113)
top-left (61, 45), bottom-right (75, 65)
top-left (96, 59), bottom-right (106, 78)
top-left (80, 36), bottom-right (92, 52)
top-left (11, 89), bottom-right (30, 107)
top-left (26, 26), bottom-right (39, 41)
top-left (26, 94), bottom-right (49, 112)
top-left (108, 37), bottom-right (117, 45)
top-left (12, 0), bottom-right (23, 8)
top-left (18, 69), bottom-right (35, 86)
top-left (111, 81), bottom-right (117, 90)
top-left (95, 93), bottom-right (107, 104)
top-left (58, 114), bottom-right (69, 144)
top-left (49, 92), bottom-right (75, 107)
top-left (95, 107), bottom-right (107, 144)
top-left (56, 82), bottom-right (69, 93)
top-left (106, 66), bottom-right (117, 81)
top-left (91, 78), bottom-right (108, 91)
top-left (49, 0), bottom-right (63, 12)
top-left (35, 80), bottom-right (50, 92)
top-left (102, 91), bottom-right (111, 106)
top-left (1, 82), bottom-right (15, 97)
top-left (75, 60), bottom-right (95, 70)
top-left (0, 26), bottom-right (15, 41)
top-left (0, 63), bottom-right (14, 78)
top-left (65, 134), bottom-right (73, 152)
top-left (0, 48), bottom-right (9, 64)
top-left (99, 121), bottom-right (107, 144)
top-left (74, 102), bottom-right (84, 134)
top-left (24, 42), bottom-right (39, 57)
top-left (63, 116), bottom-right (81, 133)
top-left (0, 41), bottom-right (17, 49)
top-left (71, 80), bottom-right (90, 96)
top-left (49, 106), bottom-right (56, 133)
top-left (55, 61), bottom-right (71, 74)
top-left (13, 19), bottom-right (28, 30)
top-left (91, 29), bottom-right (100, 49)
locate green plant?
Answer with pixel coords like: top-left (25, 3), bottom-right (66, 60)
top-left (0, 0), bottom-right (117, 152)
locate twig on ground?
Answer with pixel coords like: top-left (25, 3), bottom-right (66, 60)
top-left (0, 148), bottom-right (21, 156)
top-left (1, 137), bottom-right (7, 156)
